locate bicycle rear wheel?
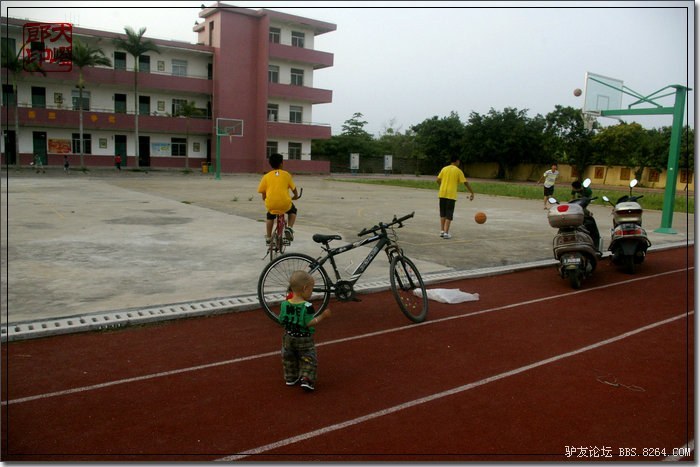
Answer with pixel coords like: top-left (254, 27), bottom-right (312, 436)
top-left (257, 253), bottom-right (332, 322)
top-left (389, 255), bottom-right (428, 323)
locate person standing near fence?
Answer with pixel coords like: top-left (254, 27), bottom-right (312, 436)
top-left (537, 163), bottom-right (559, 209)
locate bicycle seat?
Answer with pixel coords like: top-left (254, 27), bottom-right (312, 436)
top-left (312, 234), bottom-right (342, 244)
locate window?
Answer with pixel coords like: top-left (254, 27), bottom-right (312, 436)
top-left (29, 41), bottom-right (44, 64)
top-left (269, 27), bottom-right (281, 43)
top-left (267, 104), bottom-right (279, 122)
top-left (139, 55), bottom-right (150, 73)
top-left (648, 169), bottom-right (660, 183)
top-left (2, 85), bottom-right (16, 106)
top-left (172, 138), bottom-right (187, 156)
top-left (114, 51), bottom-right (126, 70)
top-left (291, 68), bottom-right (304, 86)
top-left (266, 141), bottom-right (278, 158)
top-left (72, 133), bottom-right (92, 154)
top-left (139, 95), bottom-right (150, 115)
top-left (31, 86), bottom-right (46, 108)
top-left (115, 93), bottom-right (127, 113)
top-left (288, 142), bottom-right (302, 160)
top-left (680, 169), bottom-right (694, 185)
top-left (209, 21), bottom-right (214, 46)
top-left (172, 59), bottom-right (187, 77)
top-left (71, 89), bottom-right (90, 111)
top-left (172, 98), bottom-right (188, 116)
top-left (1, 38), bottom-right (16, 62)
top-left (289, 105), bottom-right (303, 124)
top-left (268, 65), bottom-right (279, 83)
top-left (620, 167), bottom-right (631, 181)
top-left (291, 31), bottom-right (305, 48)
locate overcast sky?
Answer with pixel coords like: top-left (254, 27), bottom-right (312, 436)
top-left (3, 1), bottom-right (694, 136)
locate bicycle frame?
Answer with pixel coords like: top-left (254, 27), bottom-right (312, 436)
top-left (310, 227), bottom-right (400, 293)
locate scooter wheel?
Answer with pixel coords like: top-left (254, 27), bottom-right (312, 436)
top-left (568, 270), bottom-right (582, 289)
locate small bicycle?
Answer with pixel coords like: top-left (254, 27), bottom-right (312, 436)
top-left (266, 188), bottom-right (302, 261)
top-left (257, 212), bottom-right (429, 323)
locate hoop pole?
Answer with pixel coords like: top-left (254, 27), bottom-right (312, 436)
top-left (215, 134), bottom-right (221, 180)
top-left (655, 85), bottom-right (689, 234)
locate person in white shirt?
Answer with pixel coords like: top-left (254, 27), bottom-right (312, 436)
top-left (537, 163), bottom-right (559, 209)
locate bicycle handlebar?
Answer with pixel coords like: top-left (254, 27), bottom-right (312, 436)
top-left (358, 211), bottom-right (415, 237)
top-left (293, 187), bottom-right (303, 200)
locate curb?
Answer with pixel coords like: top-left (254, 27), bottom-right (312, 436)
top-left (1, 241), bottom-right (691, 343)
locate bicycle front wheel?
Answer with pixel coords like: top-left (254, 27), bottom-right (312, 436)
top-left (389, 255), bottom-right (428, 323)
top-left (257, 253), bottom-right (332, 322)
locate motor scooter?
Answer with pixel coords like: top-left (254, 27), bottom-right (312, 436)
top-left (602, 179), bottom-right (651, 274)
top-left (547, 179), bottom-right (602, 289)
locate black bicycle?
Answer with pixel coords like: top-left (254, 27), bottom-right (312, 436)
top-left (257, 212), bottom-right (429, 323)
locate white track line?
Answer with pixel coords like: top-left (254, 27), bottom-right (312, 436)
top-left (2, 267), bottom-right (692, 407)
top-left (218, 311), bottom-right (693, 461)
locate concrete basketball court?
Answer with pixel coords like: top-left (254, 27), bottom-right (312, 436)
top-left (1, 169), bottom-right (693, 339)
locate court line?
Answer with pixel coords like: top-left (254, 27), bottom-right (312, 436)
top-left (2, 267), bottom-right (691, 407)
top-left (218, 310), bottom-right (693, 461)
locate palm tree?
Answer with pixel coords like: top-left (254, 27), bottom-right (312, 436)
top-left (1, 41), bottom-right (45, 165)
top-left (175, 101), bottom-right (203, 170)
top-left (71, 39), bottom-right (111, 169)
top-left (113, 27), bottom-right (160, 169)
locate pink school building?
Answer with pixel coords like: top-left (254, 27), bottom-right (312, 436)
top-left (1, 3), bottom-right (335, 173)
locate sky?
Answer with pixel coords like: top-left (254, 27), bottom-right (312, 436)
top-left (2, 1), bottom-right (695, 136)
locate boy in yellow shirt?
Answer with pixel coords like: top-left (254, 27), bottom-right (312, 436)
top-left (437, 155), bottom-right (475, 239)
top-left (257, 153), bottom-right (300, 244)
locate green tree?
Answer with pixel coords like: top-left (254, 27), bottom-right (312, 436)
top-left (1, 40), bottom-right (45, 165)
top-left (464, 108), bottom-right (544, 179)
top-left (113, 26), bottom-right (161, 168)
top-left (72, 39), bottom-right (112, 169)
top-left (544, 105), bottom-right (596, 179)
top-left (411, 112), bottom-right (465, 174)
top-left (593, 122), bottom-right (650, 181)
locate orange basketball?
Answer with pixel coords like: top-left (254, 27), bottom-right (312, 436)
top-left (474, 211), bottom-right (487, 224)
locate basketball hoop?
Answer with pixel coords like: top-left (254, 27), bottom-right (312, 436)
top-left (581, 110), bottom-right (600, 131)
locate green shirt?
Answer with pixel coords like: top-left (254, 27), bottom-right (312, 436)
top-left (279, 300), bottom-right (316, 335)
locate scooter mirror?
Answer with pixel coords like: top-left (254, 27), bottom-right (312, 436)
top-left (548, 197), bottom-right (558, 205)
top-left (582, 178), bottom-right (592, 188)
top-left (602, 196), bottom-right (610, 202)
top-left (630, 179), bottom-right (638, 188)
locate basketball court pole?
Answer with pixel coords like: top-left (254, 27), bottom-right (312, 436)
top-left (582, 73), bottom-right (691, 234)
top-left (598, 85), bottom-right (690, 234)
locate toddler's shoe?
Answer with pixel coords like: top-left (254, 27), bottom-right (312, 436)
top-left (300, 377), bottom-right (315, 391)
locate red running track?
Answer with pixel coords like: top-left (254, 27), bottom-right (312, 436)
top-left (1, 246), bottom-right (694, 462)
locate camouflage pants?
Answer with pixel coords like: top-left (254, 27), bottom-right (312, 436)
top-left (282, 334), bottom-right (318, 383)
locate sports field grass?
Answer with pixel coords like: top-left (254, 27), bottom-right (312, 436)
top-left (331, 178), bottom-right (694, 214)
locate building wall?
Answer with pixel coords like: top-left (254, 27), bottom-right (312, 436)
top-left (2, 5), bottom-right (335, 173)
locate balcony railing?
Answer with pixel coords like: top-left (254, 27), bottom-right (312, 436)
top-left (2, 104), bottom-right (212, 135)
top-left (268, 42), bottom-right (334, 69)
top-left (268, 82), bottom-right (332, 104)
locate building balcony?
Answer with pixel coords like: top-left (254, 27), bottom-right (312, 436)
top-left (268, 82), bottom-right (332, 104)
top-left (267, 120), bottom-right (331, 140)
top-left (268, 42), bottom-right (334, 69)
top-left (13, 66), bottom-right (213, 96)
top-left (2, 105), bottom-right (212, 135)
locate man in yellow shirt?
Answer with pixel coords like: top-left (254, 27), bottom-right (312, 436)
top-left (258, 153), bottom-right (300, 244)
top-left (437, 155), bottom-right (475, 239)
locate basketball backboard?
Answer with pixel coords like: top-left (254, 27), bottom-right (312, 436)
top-left (582, 72), bottom-right (624, 114)
top-left (215, 117), bottom-right (244, 138)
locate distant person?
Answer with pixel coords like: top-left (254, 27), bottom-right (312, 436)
top-left (34, 154), bottom-right (45, 173)
top-left (115, 155), bottom-right (122, 171)
top-left (571, 180), bottom-right (592, 199)
top-left (436, 155), bottom-right (475, 239)
top-left (537, 163), bottom-right (559, 209)
top-left (257, 153), bottom-right (299, 244)
top-left (278, 270), bottom-right (332, 391)
top-left (63, 155), bottom-right (70, 173)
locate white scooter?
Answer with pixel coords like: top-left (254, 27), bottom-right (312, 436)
top-left (547, 179), bottom-right (602, 289)
top-left (602, 179), bottom-right (651, 274)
